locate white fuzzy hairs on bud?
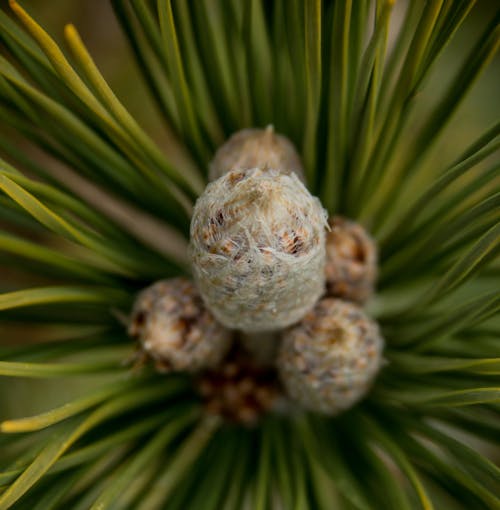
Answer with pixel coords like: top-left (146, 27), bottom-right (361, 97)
top-left (190, 167), bottom-right (328, 332)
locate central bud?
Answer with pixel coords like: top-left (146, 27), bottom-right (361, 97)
top-left (190, 167), bottom-right (327, 331)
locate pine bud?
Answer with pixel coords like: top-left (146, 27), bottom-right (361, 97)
top-left (325, 216), bottom-right (377, 304)
top-left (278, 298), bottom-right (384, 415)
top-left (129, 278), bottom-right (232, 372)
top-left (209, 126), bottom-right (305, 183)
top-left (190, 167), bottom-right (327, 332)
top-left (196, 346), bottom-right (281, 425)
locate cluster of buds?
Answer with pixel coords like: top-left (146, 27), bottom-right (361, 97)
top-left (196, 346), bottom-right (281, 425)
top-left (128, 127), bottom-right (383, 419)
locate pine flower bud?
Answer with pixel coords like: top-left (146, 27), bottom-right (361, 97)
top-left (190, 167), bottom-right (328, 332)
top-left (278, 298), bottom-right (384, 415)
top-left (208, 126), bottom-right (305, 183)
top-left (196, 346), bottom-right (281, 425)
top-left (325, 216), bottom-right (377, 304)
top-left (129, 278), bottom-right (232, 372)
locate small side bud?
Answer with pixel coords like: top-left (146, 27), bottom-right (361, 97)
top-left (278, 298), bottom-right (384, 415)
top-left (196, 347), bottom-right (281, 426)
top-left (190, 167), bottom-right (327, 332)
top-left (129, 278), bottom-right (232, 372)
top-left (209, 126), bottom-right (306, 183)
top-left (325, 216), bottom-right (377, 304)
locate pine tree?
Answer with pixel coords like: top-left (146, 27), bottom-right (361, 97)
top-left (0, 1), bottom-right (499, 509)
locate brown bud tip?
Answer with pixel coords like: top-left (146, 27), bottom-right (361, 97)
top-left (208, 127), bottom-right (306, 183)
top-left (325, 216), bottom-right (378, 304)
top-left (278, 298), bottom-right (384, 415)
top-left (129, 278), bottom-right (232, 372)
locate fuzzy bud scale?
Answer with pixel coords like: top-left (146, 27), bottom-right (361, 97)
top-left (129, 278), bottom-right (232, 372)
top-left (190, 167), bottom-right (327, 332)
top-left (278, 298), bottom-right (384, 414)
top-left (325, 216), bottom-right (377, 304)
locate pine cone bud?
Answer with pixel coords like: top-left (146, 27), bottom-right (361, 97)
top-left (129, 278), bottom-right (232, 372)
top-left (190, 167), bottom-right (327, 332)
top-left (325, 216), bottom-right (377, 304)
top-left (196, 346), bottom-right (282, 425)
top-left (278, 298), bottom-right (384, 415)
top-left (209, 126), bottom-right (305, 183)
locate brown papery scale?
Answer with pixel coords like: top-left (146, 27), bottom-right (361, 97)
top-left (208, 126), bottom-right (306, 183)
top-left (129, 278), bottom-right (232, 372)
top-left (325, 216), bottom-right (377, 304)
top-left (196, 345), bottom-right (282, 425)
